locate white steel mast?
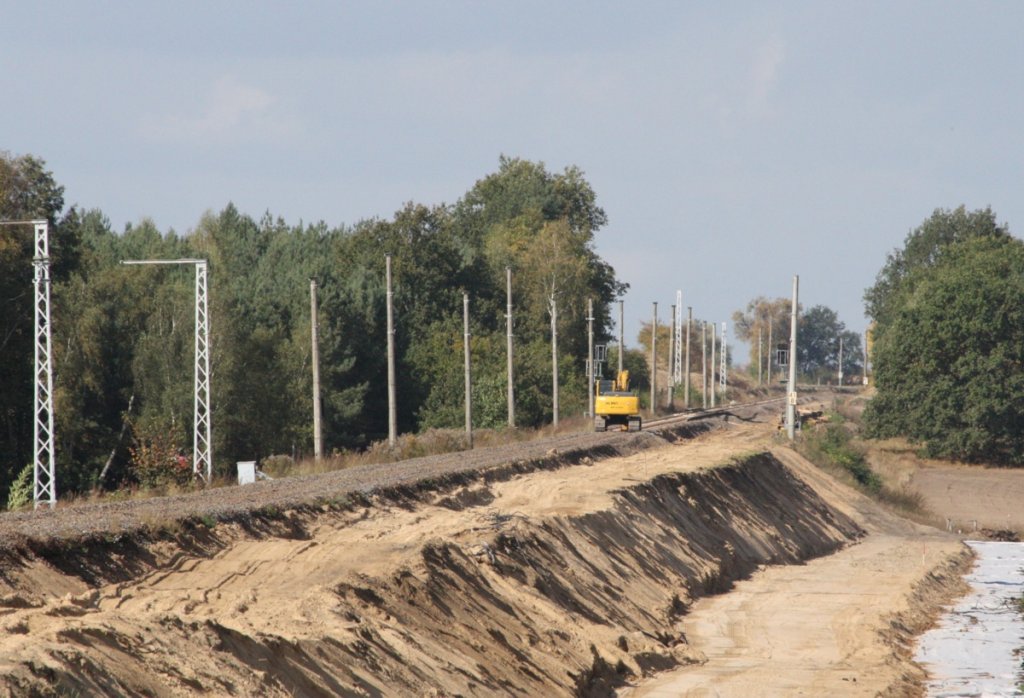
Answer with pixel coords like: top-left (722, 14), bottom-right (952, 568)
top-left (121, 259), bottom-right (212, 481)
top-left (33, 221), bottom-right (56, 508)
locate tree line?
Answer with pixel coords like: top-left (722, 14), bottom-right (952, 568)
top-left (0, 153), bottom-right (625, 500)
top-left (731, 298), bottom-right (864, 385)
top-left (863, 206), bottom-right (1024, 465)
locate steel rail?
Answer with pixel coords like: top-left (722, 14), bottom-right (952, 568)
top-left (643, 395), bottom-right (788, 430)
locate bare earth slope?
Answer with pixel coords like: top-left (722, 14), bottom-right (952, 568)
top-left (0, 405), bottom-right (965, 697)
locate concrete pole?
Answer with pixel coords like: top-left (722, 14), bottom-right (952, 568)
top-left (506, 267), bottom-right (515, 428)
top-left (720, 321), bottom-right (727, 396)
top-left (464, 292), bottom-right (473, 448)
top-left (618, 300), bottom-right (624, 376)
top-left (386, 254), bottom-right (397, 448)
top-left (758, 325), bottom-right (763, 386)
top-left (767, 321), bottom-right (773, 384)
top-left (710, 321), bottom-right (717, 408)
top-left (650, 302), bottom-right (658, 414)
top-left (701, 321), bottom-right (707, 409)
top-left (863, 330), bottom-right (869, 386)
top-left (310, 279), bottom-right (323, 462)
top-left (667, 304), bottom-right (676, 408)
top-left (838, 335), bottom-right (844, 386)
top-left (587, 298), bottom-right (595, 419)
top-left (786, 275), bottom-right (800, 439)
top-left (551, 299), bottom-right (559, 428)
top-left (684, 307), bottom-right (692, 409)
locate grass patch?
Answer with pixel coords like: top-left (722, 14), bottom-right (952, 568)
top-left (875, 485), bottom-right (925, 512)
top-left (264, 416), bottom-right (597, 479)
top-left (798, 411), bottom-right (926, 515)
top-left (800, 415), bottom-right (881, 492)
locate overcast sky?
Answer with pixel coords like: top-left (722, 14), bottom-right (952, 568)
top-left (5, 1), bottom-right (1023, 353)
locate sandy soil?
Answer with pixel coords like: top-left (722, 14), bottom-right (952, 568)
top-left (621, 445), bottom-right (965, 696)
top-left (910, 465), bottom-right (1024, 534)
top-left (0, 398), bottom-right (972, 696)
top-left (861, 436), bottom-right (1024, 536)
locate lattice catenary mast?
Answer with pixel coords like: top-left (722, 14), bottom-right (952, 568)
top-left (0, 220), bottom-right (56, 509)
top-left (33, 221), bottom-right (56, 507)
top-left (121, 259), bottom-right (212, 481)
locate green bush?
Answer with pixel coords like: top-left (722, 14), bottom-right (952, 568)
top-left (6, 464), bottom-right (32, 510)
top-left (804, 421), bottom-right (881, 492)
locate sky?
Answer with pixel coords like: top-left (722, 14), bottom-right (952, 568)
top-left (4, 1), bottom-right (1024, 360)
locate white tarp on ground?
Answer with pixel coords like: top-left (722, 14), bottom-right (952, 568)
top-left (916, 540), bottom-right (1024, 697)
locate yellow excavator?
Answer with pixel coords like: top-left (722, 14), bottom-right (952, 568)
top-left (594, 370), bottom-right (642, 432)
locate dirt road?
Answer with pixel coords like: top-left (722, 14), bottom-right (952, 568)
top-left (624, 533), bottom-right (965, 697)
top-left (619, 448), bottom-right (967, 697)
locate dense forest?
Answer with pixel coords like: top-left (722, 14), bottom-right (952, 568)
top-left (0, 153), bottom-right (626, 500)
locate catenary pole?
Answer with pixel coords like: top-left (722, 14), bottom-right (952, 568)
top-left (701, 321), bottom-right (708, 409)
top-left (310, 279), bottom-right (323, 462)
top-left (120, 258), bottom-right (211, 481)
top-left (786, 275), bottom-right (800, 439)
top-left (386, 254), bottom-right (397, 448)
top-left (673, 291), bottom-right (683, 386)
top-left (194, 260), bottom-right (210, 480)
top-left (863, 330), bottom-right (869, 386)
top-left (587, 298), bottom-right (595, 419)
top-left (551, 298), bottom-right (559, 428)
top-left (710, 321), bottom-right (717, 408)
top-left (0, 220), bottom-right (56, 507)
top-left (32, 220), bottom-right (55, 507)
top-left (684, 307), bottom-right (692, 409)
top-left (618, 300), bottom-right (624, 376)
top-left (720, 322), bottom-right (728, 397)
top-left (838, 335), bottom-right (844, 386)
top-left (464, 292), bottom-right (473, 447)
top-left (650, 302), bottom-right (658, 414)
top-left (506, 267), bottom-right (515, 428)
top-left (758, 326), bottom-right (763, 386)
top-left (667, 303), bottom-right (676, 408)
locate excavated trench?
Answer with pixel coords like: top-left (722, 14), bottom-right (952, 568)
top-left (0, 424), bottom-right (870, 697)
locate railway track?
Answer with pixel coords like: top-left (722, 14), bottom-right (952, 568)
top-left (643, 395), bottom-right (788, 430)
top-left (0, 395), bottom-right (794, 547)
